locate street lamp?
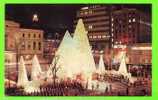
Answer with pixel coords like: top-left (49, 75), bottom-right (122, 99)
top-left (14, 36), bottom-right (24, 82)
top-left (15, 36), bottom-right (19, 82)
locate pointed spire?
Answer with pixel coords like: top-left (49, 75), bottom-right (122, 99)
top-left (17, 56), bottom-right (28, 87)
top-left (74, 19), bottom-right (87, 35)
top-left (51, 30), bottom-right (76, 78)
top-left (55, 30), bottom-right (72, 56)
top-left (73, 19), bottom-right (96, 75)
top-left (31, 55), bottom-right (42, 80)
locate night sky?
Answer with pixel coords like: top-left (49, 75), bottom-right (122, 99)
top-left (5, 4), bottom-right (151, 39)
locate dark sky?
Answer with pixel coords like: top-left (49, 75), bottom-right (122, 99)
top-left (5, 4), bottom-right (151, 39)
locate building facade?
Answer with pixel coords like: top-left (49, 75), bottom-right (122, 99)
top-left (5, 20), bottom-right (20, 51)
top-left (127, 43), bottom-right (151, 66)
top-left (43, 39), bottom-right (60, 63)
top-left (111, 8), bottom-right (151, 47)
top-left (74, 5), bottom-right (112, 50)
top-left (17, 28), bottom-right (43, 59)
top-left (5, 20), bottom-right (44, 60)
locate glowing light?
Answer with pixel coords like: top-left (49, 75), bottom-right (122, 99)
top-left (81, 7), bottom-right (89, 10)
top-left (113, 45), bottom-right (126, 49)
top-left (97, 54), bottom-right (105, 74)
top-left (33, 14), bottom-right (38, 22)
top-left (31, 55), bottom-right (42, 80)
top-left (17, 56), bottom-right (28, 87)
top-left (118, 51), bottom-right (131, 78)
top-left (131, 47), bottom-right (152, 50)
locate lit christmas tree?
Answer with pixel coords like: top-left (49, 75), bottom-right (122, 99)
top-left (73, 19), bottom-right (96, 77)
top-left (17, 56), bottom-right (28, 87)
top-left (51, 30), bottom-right (77, 79)
top-left (118, 51), bottom-right (131, 78)
top-left (31, 55), bottom-right (42, 80)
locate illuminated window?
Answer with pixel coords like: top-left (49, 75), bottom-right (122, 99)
top-left (93, 36), bottom-right (97, 38)
top-left (85, 11), bottom-right (88, 15)
top-left (89, 36), bottom-right (92, 38)
top-left (133, 18), bottom-right (136, 22)
top-left (111, 18), bottom-right (114, 21)
top-left (111, 28), bottom-right (114, 32)
top-left (88, 25), bottom-right (93, 29)
top-left (111, 33), bottom-right (113, 37)
top-left (112, 23), bottom-right (113, 27)
top-left (129, 19), bottom-right (131, 23)
top-left (102, 35), bottom-right (106, 38)
top-left (119, 41), bottom-right (122, 44)
top-left (98, 35), bottom-right (101, 38)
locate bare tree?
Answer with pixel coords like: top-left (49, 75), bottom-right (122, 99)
top-left (50, 55), bottom-right (61, 85)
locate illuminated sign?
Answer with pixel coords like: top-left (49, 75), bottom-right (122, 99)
top-left (113, 45), bottom-right (126, 49)
top-left (131, 47), bottom-right (152, 50)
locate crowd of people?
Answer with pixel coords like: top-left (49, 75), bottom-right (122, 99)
top-left (101, 73), bottom-right (151, 96)
top-left (5, 73), bottom-right (151, 96)
top-left (6, 80), bottom-right (86, 96)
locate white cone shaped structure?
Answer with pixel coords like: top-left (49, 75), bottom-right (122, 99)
top-left (73, 19), bottom-right (96, 77)
top-left (97, 54), bottom-right (105, 74)
top-left (118, 51), bottom-right (130, 77)
top-left (51, 30), bottom-right (79, 79)
top-left (17, 56), bottom-right (28, 87)
top-left (31, 55), bottom-right (42, 80)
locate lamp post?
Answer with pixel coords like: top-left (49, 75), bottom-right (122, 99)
top-left (15, 36), bottom-right (24, 82)
top-left (15, 36), bottom-right (19, 82)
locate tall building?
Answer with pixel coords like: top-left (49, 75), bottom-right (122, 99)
top-left (5, 20), bottom-right (44, 60)
top-left (74, 5), bottom-right (112, 50)
top-left (111, 8), bottom-right (151, 47)
top-left (5, 20), bottom-right (20, 51)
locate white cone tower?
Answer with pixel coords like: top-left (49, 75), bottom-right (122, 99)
top-left (17, 56), bottom-right (28, 86)
top-left (51, 30), bottom-right (77, 79)
top-left (97, 54), bottom-right (105, 74)
top-left (31, 55), bottom-right (42, 80)
top-left (118, 51), bottom-right (129, 77)
top-left (73, 19), bottom-right (96, 76)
